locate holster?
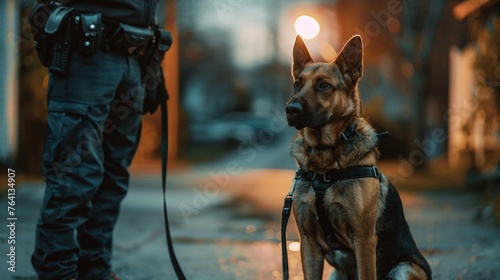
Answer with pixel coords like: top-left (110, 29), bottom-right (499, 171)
top-left (29, 4), bottom-right (76, 75)
top-left (141, 28), bottom-right (173, 114)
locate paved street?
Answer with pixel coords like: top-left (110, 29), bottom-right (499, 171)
top-left (1, 132), bottom-right (500, 279)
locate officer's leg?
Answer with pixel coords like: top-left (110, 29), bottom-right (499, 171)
top-left (31, 51), bottom-right (125, 280)
top-left (31, 103), bottom-right (103, 280)
top-left (77, 54), bottom-right (144, 280)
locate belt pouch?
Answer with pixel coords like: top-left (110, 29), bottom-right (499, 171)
top-left (108, 23), bottom-right (153, 54)
top-left (77, 14), bottom-right (102, 56)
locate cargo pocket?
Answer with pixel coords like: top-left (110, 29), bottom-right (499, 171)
top-left (42, 100), bottom-right (90, 177)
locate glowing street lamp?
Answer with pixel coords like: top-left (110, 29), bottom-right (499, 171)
top-left (294, 15), bottom-right (320, 39)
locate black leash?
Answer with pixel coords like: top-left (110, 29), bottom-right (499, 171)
top-left (281, 172), bottom-right (297, 280)
top-left (160, 91), bottom-right (186, 280)
top-left (280, 166), bottom-right (382, 280)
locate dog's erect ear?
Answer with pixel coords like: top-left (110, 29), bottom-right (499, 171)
top-left (334, 35), bottom-right (363, 83)
top-left (292, 35), bottom-right (314, 79)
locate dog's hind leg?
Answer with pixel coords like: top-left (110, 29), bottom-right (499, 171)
top-left (385, 262), bottom-right (428, 280)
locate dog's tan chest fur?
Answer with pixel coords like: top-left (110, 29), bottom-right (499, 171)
top-left (290, 118), bottom-right (380, 173)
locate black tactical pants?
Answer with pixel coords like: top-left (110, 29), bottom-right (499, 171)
top-left (32, 50), bottom-right (144, 280)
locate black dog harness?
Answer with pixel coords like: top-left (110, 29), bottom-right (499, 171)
top-left (281, 166), bottom-right (382, 279)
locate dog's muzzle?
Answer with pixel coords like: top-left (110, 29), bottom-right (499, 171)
top-left (285, 102), bottom-right (305, 129)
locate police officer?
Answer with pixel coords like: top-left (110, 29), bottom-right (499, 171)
top-left (30, 1), bottom-right (164, 279)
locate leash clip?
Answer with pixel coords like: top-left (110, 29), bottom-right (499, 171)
top-left (290, 167), bottom-right (302, 196)
top-left (288, 179), bottom-right (296, 196)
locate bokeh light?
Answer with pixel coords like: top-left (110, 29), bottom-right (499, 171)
top-left (294, 15), bottom-right (320, 39)
top-left (288, 241), bottom-right (301, 252)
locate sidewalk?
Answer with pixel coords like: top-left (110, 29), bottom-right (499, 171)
top-left (1, 133), bottom-right (500, 279)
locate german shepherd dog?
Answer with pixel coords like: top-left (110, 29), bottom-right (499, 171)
top-left (285, 35), bottom-right (432, 280)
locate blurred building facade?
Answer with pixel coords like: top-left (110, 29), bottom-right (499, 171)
top-left (177, 0), bottom-right (499, 173)
top-left (449, 0), bottom-right (500, 173)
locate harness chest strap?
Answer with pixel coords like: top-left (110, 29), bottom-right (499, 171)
top-left (304, 166), bottom-right (381, 246)
top-left (298, 166), bottom-right (381, 192)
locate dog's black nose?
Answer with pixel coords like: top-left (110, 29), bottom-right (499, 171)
top-left (285, 103), bottom-right (303, 118)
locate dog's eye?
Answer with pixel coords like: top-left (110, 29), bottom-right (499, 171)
top-left (317, 82), bottom-right (331, 90)
top-left (293, 81), bottom-right (301, 90)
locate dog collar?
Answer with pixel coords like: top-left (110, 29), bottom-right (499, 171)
top-left (310, 123), bottom-right (357, 151)
top-left (309, 124), bottom-right (390, 151)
